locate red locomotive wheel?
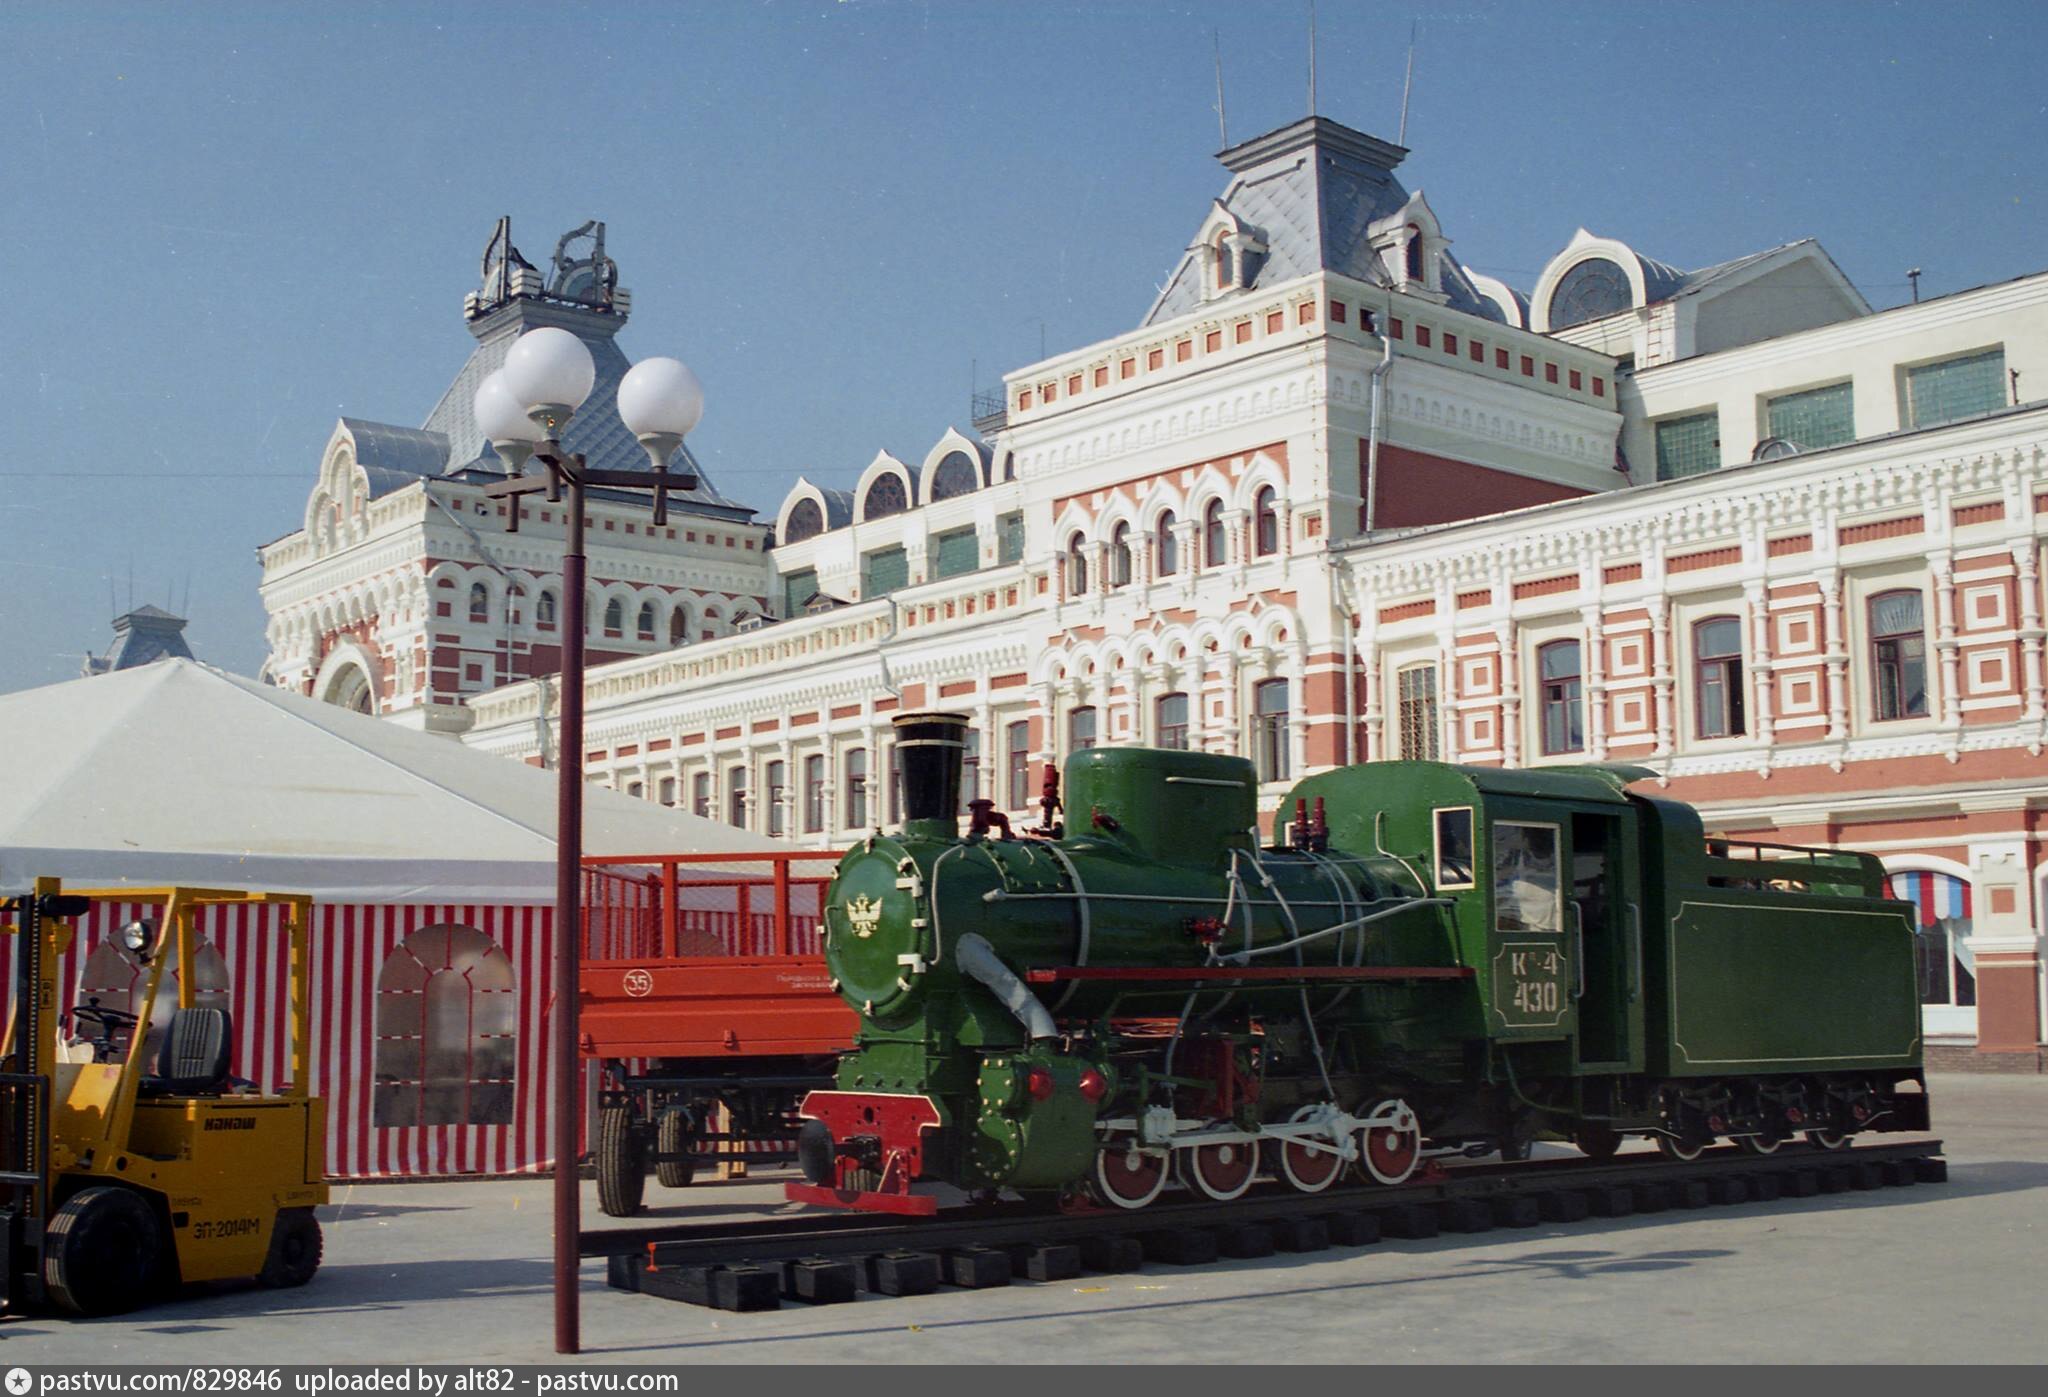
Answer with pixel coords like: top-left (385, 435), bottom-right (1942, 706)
top-left (1095, 1141), bottom-right (1169, 1209)
top-left (1805, 1128), bottom-right (1850, 1151)
top-left (1180, 1140), bottom-right (1260, 1201)
top-left (1357, 1099), bottom-right (1422, 1186)
top-left (1278, 1106), bottom-right (1344, 1193)
top-left (1736, 1132), bottom-right (1783, 1156)
top-left (1656, 1133), bottom-right (1706, 1162)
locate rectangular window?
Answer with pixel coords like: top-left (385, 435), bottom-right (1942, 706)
top-left (1069, 706), bottom-right (1096, 753)
top-left (1433, 807), bottom-right (1475, 889)
top-left (862, 546), bottom-right (909, 597)
top-left (692, 771), bottom-right (710, 819)
top-left (1396, 664), bottom-right (1440, 760)
top-left (959, 728), bottom-right (981, 813)
top-left (727, 765), bottom-right (746, 828)
top-left (1654, 411), bottom-right (1721, 480)
top-left (782, 567), bottom-right (817, 618)
top-left (1544, 363), bottom-right (1559, 384)
top-left (1493, 821), bottom-right (1562, 933)
top-left (1905, 348), bottom-right (2006, 429)
top-left (803, 754), bottom-right (825, 833)
top-left (657, 776), bottom-right (677, 807)
top-left (1767, 381), bottom-right (1855, 450)
top-left (1415, 326), bottom-right (1432, 349)
top-left (1443, 332), bottom-right (1457, 355)
top-left (1871, 590), bottom-right (1930, 721)
top-left (996, 511), bottom-right (1025, 566)
top-left (1254, 679), bottom-right (1290, 783)
top-left (1156, 692), bottom-right (1190, 750)
top-left (766, 760), bottom-right (787, 837)
top-left (1539, 641), bottom-right (1585, 755)
top-left (886, 745), bottom-right (902, 825)
top-left (1496, 348), bottom-right (1510, 370)
top-left (844, 748), bottom-right (868, 828)
top-left (1520, 355), bottom-right (1534, 376)
top-left (932, 527), bottom-right (979, 580)
top-left (1006, 721), bottom-right (1031, 810)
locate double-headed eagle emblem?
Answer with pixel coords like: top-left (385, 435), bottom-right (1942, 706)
top-left (844, 894), bottom-right (883, 939)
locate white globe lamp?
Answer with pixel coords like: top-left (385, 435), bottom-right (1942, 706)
top-left (616, 356), bottom-right (704, 476)
top-left (500, 327), bottom-right (597, 432)
top-left (473, 370), bottom-right (543, 474)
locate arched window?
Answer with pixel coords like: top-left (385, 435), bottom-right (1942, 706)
top-left (636, 602), bottom-right (656, 641)
top-left (784, 498), bottom-right (824, 544)
top-left (1156, 511), bottom-right (1178, 576)
top-left (1888, 871), bottom-right (1977, 1017)
top-left (1404, 226), bottom-right (1425, 283)
top-left (1254, 487), bottom-right (1279, 556)
top-left (669, 608), bottom-right (688, 646)
top-left (77, 932), bottom-right (231, 1065)
top-left (1069, 706), bottom-right (1097, 753)
top-left (1203, 500), bottom-right (1227, 568)
top-left (1547, 257), bottom-right (1633, 331)
top-left (372, 924), bottom-right (516, 1127)
top-left (1539, 640), bottom-right (1585, 755)
top-left (468, 583), bottom-right (489, 623)
top-left (1870, 590), bottom-right (1929, 721)
top-left (930, 451), bottom-right (979, 500)
top-left (1214, 233), bottom-right (1235, 291)
top-left (602, 597), bottom-right (624, 636)
top-left (863, 473), bottom-right (909, 520)
top-left (1694, 617), bottom-right (1746, 739)
top-left (1110, 522), bottom-right (1132, 588)
top-left (536, 590), bottom-right (557, 630)
top-left (1254, 679), bottom-right (1290, 782)
top-left (1067, 531), bottom-right (1088, 595)
top-left (1156, 692), bottom-right (1189, 750)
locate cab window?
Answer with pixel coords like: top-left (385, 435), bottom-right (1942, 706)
top-left (1433, 807), bottom-right (1476, 889)
top-left (1493, 821), bottom-right (1562, 933)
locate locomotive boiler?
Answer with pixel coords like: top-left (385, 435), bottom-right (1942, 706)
top-left (788, 711), bottom-right (1930, 1214)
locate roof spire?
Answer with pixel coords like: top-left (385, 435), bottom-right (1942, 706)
top-left (1307, 1), bottom-right (1318, 116)
top-left (1213, 29), bottom-right (1228, 148)
top-left (1398, 21), bottom-right (1417, 145)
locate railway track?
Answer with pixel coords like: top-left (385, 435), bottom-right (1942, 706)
top-left (599, 1138), bottom-right (1948, 1311)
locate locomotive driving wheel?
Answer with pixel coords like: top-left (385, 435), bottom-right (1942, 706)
top-left (1655, 1133), bottom-right (1706, 1162)
top-left (1736, 1131), bottom-right (1784, 1156)
top-left (1356, 1098), bottom-right (1422, 1186)
top-left (1094, 1139), bottom-right (1169, 1209)
top-left (1805, 1128), bottom-right (1851, 1151)
top-left (1179, 1139), bottom-right (1260, 1201)
top-left (1277, 1106), bottom-right (1345, 1193)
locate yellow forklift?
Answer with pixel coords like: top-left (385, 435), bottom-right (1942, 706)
top-left (1, 879), bottom-right (328, 1315)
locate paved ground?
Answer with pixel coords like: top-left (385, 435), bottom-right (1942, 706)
top-left (5, 1074), bottom-right (2043, 1365)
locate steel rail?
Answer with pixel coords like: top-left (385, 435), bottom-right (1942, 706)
top-left (591, 1137), bottom-right (1944, 1271)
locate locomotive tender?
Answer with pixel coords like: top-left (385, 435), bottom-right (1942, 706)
top-left (789, 712), bottom-right (1929, 1214)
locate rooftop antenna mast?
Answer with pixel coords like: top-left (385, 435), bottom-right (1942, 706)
top-left (1213, 30), bottom-right (1228, 147)
top-left (1307, 1), bottom-right (1318, 116)
top-left (1399, 20), bottom-right (1417, 145)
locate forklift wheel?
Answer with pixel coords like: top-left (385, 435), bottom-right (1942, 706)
top-left (596, 1105), bottom-right (645, 1217)
top-left (258, 1208), bottom-right (323, 1288)
top-left (44, 1186), bottom-right (167, 1317)
top-left (655, 1108), bottom-right (696, 1189)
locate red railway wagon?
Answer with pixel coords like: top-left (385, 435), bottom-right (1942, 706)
top-left (580, 850), bottom-right (855, 1216)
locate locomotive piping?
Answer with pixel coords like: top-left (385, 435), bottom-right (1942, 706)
top-left (954, 932), bottom-right (1059, 1042)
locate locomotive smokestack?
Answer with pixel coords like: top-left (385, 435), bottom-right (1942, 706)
top-left (892, 710), bottom-right (970, 837)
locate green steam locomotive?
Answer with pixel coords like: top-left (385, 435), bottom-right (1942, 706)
top-left (787, 712), bottom-right (1929, 1214)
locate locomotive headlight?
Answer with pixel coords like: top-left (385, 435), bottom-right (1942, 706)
top-left (1025, 1066), bottom-right (1056, 1102)
top-left (1077, 1068), bottom-right (1108, 1105)
top-left (119, 919), bottom-right (158, 956)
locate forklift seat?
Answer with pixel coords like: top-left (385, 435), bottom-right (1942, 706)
top-left (148, 1006), bottom-right (233, 1095)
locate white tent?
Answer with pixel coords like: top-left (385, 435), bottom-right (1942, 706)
top-left (0, 658), bottom-right (782, 901)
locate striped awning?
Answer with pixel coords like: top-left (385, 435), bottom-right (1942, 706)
top-left (1889, 870), bottom-right (1973, 927)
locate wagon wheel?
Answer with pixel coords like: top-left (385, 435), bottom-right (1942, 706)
top-left (1179, 1139), bottom-right (1260, 1201)
top-left (44, 1186), bottom-right (167, 1317)
top-left (596, 1104), bottom-right (646, 1217)
top-left (1356, 1098), bottom-right (1423, 1186)
top-left (655, 1107), bottom-right (697, 1189)
top-left (1655, 1133), bottom-right (1706, 1162)
top-left (1094, 1139), bottom-right (1169, 1210)
top-left (1277, 1105), bottom-right (1345, 1194)
top-left (1574, 1125), bottom-right (1623, 1161)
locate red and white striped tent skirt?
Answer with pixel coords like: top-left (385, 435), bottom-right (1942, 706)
top-left (9, 898), bottom-right (564, 1180)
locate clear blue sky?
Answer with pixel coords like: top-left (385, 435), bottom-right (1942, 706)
top-left (2, 0), bottom-right (2043, 694)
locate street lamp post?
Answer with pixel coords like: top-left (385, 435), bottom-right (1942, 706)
top-left (474, 327), bottom-right (704, 1355)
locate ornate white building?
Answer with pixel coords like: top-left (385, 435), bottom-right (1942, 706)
top-left (262, 118), bottom-right (2048, 1067)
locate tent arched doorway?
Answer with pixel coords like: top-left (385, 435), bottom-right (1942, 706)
top-left (322, 662), bottom-right (376, 714)
top-left (1888, 870), bottom-right (1976, 1040)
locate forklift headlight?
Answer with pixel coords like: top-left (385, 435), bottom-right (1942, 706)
top-left (119, 919), bottom-right (158, 955)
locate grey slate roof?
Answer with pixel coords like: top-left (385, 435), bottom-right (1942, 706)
top-left (342, 418), bottom-right (453, 500)
top-left (1147, 118), bottom-right (1432, 326)
top-left (83, 606), bottom-right (194, 677)
top-left (418, 301), bottom-right (752, 522)
top-left (817, 488), bottom-right (855, 529)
